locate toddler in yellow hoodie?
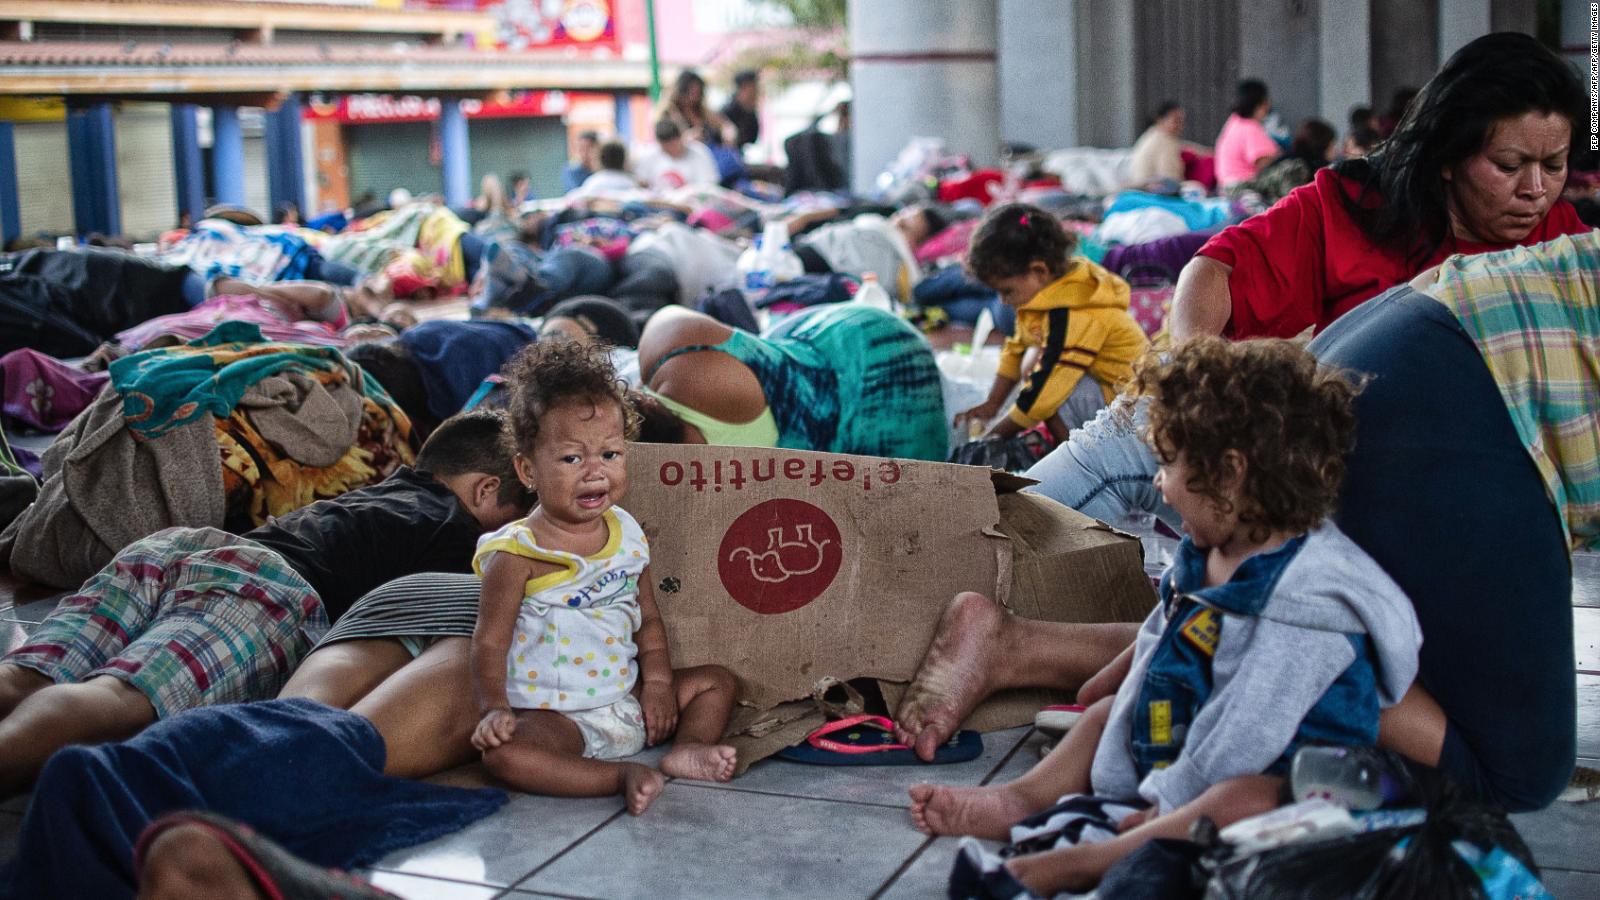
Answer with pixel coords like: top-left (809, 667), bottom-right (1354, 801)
top-left (956, 202), bottom-right (1151, 442)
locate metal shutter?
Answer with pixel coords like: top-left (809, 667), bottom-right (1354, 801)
top-left (468, 117), bottom-right (568, 201)
top-left (116, 103), bottom-right (178, 240)
top-left (346, 121), bottom-right (439, 201)
top-left (243, 133), bottom-right (271, 221)
top-left (14, 122), bottom-right (75, 238)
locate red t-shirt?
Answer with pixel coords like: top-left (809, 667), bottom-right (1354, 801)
top-left (1196, 167), bottom-right (1591, 339)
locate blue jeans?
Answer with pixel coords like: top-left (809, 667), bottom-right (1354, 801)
top-left (1023, 397), bottom-right (1174, 528)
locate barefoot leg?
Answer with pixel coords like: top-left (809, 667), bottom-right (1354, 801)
top-left (0, 663), bottom-right (55, 719)
top-left (1000, 695), bottom-right (1112, 807)
top-left (1006, 775), bottom-right (1283, 896)
top-left (909, 697), bottom-right (1114, 839)
top-left (278, 639), bottom-right (413, 709)
top-left (895, 592), bottom-right (1138, 761)
top-left (660, 665), bottom-right (738, 782)
top-left (351, 638), bottom-right (480, 778)
top-left (136, 823), bottom-right (263, 900)
top-left (0, 675), bottom-right (156, 798)
top-left (482, 709), bottom-right (665, 812)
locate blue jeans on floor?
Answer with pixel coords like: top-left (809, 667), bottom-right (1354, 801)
top-left (1023, 397), bottom-right (1173, 528)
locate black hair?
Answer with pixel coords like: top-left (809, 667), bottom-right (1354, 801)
top-left (345, 339), bottom-right (441, 443)
top-left (1347, 125), bottom-right (1382, 155)
top-left (1232, 79), bottom-right (1269, 119)
top-left (1332, 32), bottom-right (1584, 262)
top-left (1348, 105), bottom-right (1376, 132)
top-left (1148, 100), bottom-right (1181, 129)
top-left (598, 140), bottom-right (627, 171)
top-left (629, 391), bottom-right (689, 444)
top-left (1384, 87), bottom-right (1419, 125)
top-left (502, 339), bottom-right (640, 456)
top-left (508, 171), bottom-right (530, 186)
top-left (920, 203), bottom-right (953, 239)
top-left (578, 129), bottom-right (600, 143)
top-left (544, 296), bottom-right (642, 348)
top-left (674, 69), bottom-right (706, 94)
top-left (1288, 118), bottom-right (1337, 166)
top-left (654, 118), bottom-right (682, 143)
top-left (734, 69), bottom-right (759, 87)
top-left (414, 408), bottom-right (530, 508)
top-left (966, 202), bottom-right (1076, 283)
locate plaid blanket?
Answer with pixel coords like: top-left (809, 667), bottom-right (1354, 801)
top-left (1430, 232), bottom-right (1600, 550)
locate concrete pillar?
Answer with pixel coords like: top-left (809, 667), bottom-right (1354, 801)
top-left (1439, 0), bottom-right (1492, 64)
top-left (1072, 0), bottom-right (1136, 148)
top-left (999, 0), bottom-right (1077, 150)
top-left (170, 104), bottom-right (205, 226)
top-left (439, 98), bottom-right (471, 208)
top-left (265, 93), bottom-right (306, 217)
top-left (1319, 0), bottom-right (1371, 130)
top-left (211, 105), bottom-right (246, 206)
top-left (0, 122), bottom-right (19, 245)
top-left (67, 103), bottom-right (120, 238)
top-left (848, 0), bottom-right (999, 194)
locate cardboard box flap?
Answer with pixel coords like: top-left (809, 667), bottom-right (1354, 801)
top-left (988, 469), bottom-right (1039, 495)
top-left (626, 443), bottom-right (1008, 711)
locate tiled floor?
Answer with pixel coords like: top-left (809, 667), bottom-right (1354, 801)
top-left (1, 565), bottom-right (1598, 898)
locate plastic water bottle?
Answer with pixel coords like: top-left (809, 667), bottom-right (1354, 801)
top-left (854, 272), bottom-right (895, 313)
top-left (1289, 745), bottom-right (1408, 811)
top-left (761, 221), bottom-right (804, 285)
top-left (737, 235), bottom-right (774, 304)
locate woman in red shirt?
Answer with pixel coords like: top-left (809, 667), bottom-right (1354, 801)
top-left (1171, 32), bottom-right (1590, 341)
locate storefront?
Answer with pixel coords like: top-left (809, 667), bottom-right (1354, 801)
top-left (309, 90), bottom-right (620, 207)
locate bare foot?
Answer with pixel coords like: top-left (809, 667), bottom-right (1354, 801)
top-left (620, 763), bottom-right (665, 815)
top-left (907, 782), bottom-right (1032, 840)
top-left (660, 742), bottom-right (737, 783)
top-left (896, 592), bottom-right (1010, 761)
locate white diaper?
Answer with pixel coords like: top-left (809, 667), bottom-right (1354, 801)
top-left (564, 694), bottom-right (647, 760)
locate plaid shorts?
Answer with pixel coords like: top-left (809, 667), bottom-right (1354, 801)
top-left (3, 527), bottom-right (328, 717)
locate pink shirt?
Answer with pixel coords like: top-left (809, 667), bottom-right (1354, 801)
top-left (1214, 114), bottom-right (1280, 187)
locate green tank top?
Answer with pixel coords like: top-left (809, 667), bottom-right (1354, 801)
top-left (646, 389), bottom-right (779, 448)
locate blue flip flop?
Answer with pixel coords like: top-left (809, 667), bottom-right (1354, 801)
top-left (775, 714), bottom-right (984, 766)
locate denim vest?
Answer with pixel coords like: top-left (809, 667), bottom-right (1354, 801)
top-left (1132, 535), bottom-right (1381, 779)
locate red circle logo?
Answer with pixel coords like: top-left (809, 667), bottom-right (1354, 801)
top-left (717, 499), bottom-right (843, 615)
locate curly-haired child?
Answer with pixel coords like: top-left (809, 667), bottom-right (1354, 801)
top-left (915, 338), bottom-right (1423, 896)
top-left (470, 339), bottom-right (738, 814)
top-left (956, 202), bottom-right (1150, 441)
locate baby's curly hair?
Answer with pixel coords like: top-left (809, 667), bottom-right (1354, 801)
top-left (502, 339), bottom-right (640, 454)
top-left (1130, 338), bottom-right (1363, 541)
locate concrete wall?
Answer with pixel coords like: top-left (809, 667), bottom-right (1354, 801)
top-left (1439, 0), bottom-right (1492, 61)
top-left (1318, 0), bottom-right (1371, 130)
top-left (1490, 0), bottom-right (1538, 35)
top-left (998, 0), bottom-right (1078, 149)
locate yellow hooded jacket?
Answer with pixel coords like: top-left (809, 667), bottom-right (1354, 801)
top-left (998, 260), bottom-right (1151, 428)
